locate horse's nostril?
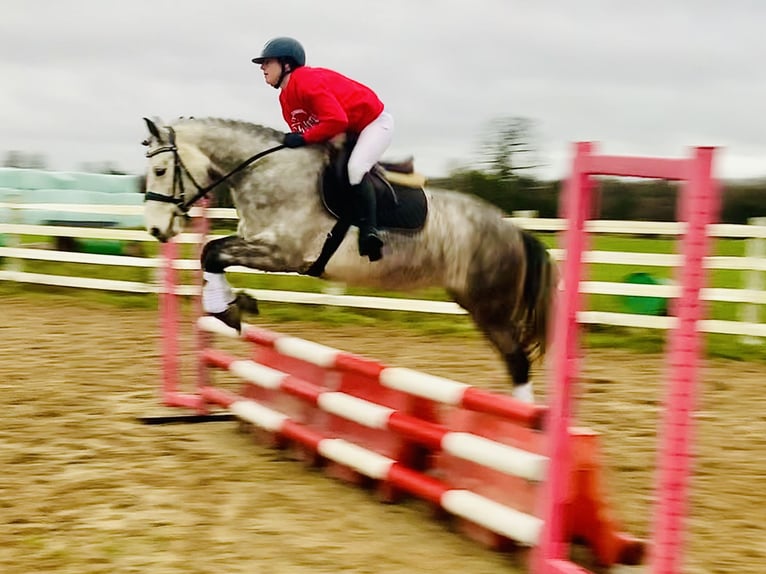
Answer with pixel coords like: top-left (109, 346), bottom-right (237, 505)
top-left (149, 227), bottom-right (167, 242)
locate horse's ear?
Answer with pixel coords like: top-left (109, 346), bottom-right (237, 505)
top-left (143, 117), bottom-right (163, 142)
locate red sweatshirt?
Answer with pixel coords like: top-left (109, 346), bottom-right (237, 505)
top-left (279, 66), bottom-right (385, 144)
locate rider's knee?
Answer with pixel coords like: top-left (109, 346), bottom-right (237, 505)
top-left (347, 159), bottom-right (369, 186)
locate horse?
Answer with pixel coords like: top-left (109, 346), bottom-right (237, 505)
top-left (141, 116), bottom-right (557, 402)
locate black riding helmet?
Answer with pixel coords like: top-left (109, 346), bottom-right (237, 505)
top-left (252, 37), bottom-right (306, 89)
top-left (252, 37), bottom-right (306, 66)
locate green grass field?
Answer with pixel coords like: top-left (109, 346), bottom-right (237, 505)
top-left (2, 232), bottom-right (764, 362)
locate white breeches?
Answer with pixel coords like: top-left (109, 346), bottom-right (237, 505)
top-left (347, 111), bottom-right (394, 185)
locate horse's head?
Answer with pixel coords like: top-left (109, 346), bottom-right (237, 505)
top-left (142, 117), bottom-right (218, 242)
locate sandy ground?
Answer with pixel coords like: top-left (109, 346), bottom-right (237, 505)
top-left (1, 294), bottom-right (764, 574)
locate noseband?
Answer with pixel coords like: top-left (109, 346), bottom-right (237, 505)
top-left (144, 126), bottom-right (285, 213)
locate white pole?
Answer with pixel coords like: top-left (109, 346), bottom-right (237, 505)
top-left (740, 216), bottom-right (766, 345)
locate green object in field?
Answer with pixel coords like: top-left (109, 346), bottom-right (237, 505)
top-left (76, 239), bottom-right (127, 256)
top-left (622, 272), bottom-right (670, 316)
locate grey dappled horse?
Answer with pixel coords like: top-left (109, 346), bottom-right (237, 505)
top-left (142, 117), bottom-right (556, 402)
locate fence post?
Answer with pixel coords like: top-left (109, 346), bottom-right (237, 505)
top-left (4, 193), bottom-right (23, 273)
top-left (740, 216), bottom-right (766, 345)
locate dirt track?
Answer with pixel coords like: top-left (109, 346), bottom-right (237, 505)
top-left (1, 294), bottom-right (764, 573)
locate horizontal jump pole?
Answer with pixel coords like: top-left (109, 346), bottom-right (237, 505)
top-left (198, 384), bottom-right (544, 547)
top-left (197, 316), bottom-right (547, 429)
top-left (582, 154), bottom-right (692, 181)
top-left (203, 348), bottom-right (548, 482)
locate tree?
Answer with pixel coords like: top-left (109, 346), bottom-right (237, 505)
top-left (475, 116), bottom-right (541, 181)
top-left (79, 161), bottom-right (128, 175)
top-left (3, 150), bottom-right (47, 169)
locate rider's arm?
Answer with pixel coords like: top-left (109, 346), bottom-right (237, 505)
top-left (300, 89), bottom-right (349, 144)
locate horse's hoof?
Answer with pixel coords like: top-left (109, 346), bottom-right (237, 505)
top-left (235, 291), bottom-right (260, 315)
top-left (210, 305), bottom-right (242, 333)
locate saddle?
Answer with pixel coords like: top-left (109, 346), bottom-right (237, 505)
top-left (303, 137), bottom-right (429, 277)
top-left (320, 136), bottom-right (428, 231)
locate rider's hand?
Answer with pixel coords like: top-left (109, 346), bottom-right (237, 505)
top-left (283, 132), bottom-right (306, 148)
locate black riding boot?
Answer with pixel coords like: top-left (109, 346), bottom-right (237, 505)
top-left (352, 174), bottom-right (384, 262)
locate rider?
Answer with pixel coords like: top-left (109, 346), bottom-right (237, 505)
top-left (252, 37), bottom-right (393, 262)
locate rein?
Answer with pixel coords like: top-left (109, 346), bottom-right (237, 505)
top-left (145, 126), bottom-right (285, 213)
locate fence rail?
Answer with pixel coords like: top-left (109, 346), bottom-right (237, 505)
top-left (1, 204), bottom-right (764, 340)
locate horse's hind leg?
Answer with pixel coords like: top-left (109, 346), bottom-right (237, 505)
top-left (450, 290), bottom-right (537, 403)
top-left (479, 324), bottom-right (535, 402)
top-left (504, 347), bottom-right (534, 403)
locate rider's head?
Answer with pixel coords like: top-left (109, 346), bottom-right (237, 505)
top-left (252, 37), bottom-right (306, 89)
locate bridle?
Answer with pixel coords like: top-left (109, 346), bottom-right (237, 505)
top-left (144, 126), bottom-right (284, 213)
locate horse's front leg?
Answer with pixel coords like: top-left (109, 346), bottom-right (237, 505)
top-left (200, 235), bottom-right (299, 331)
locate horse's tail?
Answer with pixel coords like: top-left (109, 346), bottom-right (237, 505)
top-left (519, 229), bottom-right (557, 360)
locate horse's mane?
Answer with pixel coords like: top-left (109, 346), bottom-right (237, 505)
top-left (172, 116), bottom-right (284, 142)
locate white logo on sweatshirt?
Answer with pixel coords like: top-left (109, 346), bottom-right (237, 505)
top-left (289, 108), bottom-right (319, 133)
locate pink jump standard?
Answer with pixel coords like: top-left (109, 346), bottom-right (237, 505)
top-left (538, 143), bottom-right (719, 574)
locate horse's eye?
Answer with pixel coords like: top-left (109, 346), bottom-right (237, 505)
top-left (154, 167), bottom-right (167, 177)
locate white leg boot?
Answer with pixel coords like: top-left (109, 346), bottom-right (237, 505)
top-left (202, 272), bottom-right (234, 314)
top-left (512, 382), bottom-right (535, 404)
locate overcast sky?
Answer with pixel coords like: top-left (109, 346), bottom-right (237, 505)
top-left (1, 0), bottom-right (764, 180)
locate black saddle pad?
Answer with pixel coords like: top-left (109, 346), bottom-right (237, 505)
top-left (320, 170), bottom-right (428, 231)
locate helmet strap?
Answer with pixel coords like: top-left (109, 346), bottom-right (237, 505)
top-left (275, 61), bottom-right (293, 90)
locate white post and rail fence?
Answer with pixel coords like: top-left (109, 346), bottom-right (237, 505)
top-left (1, 202), bottom-right (765, 342)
